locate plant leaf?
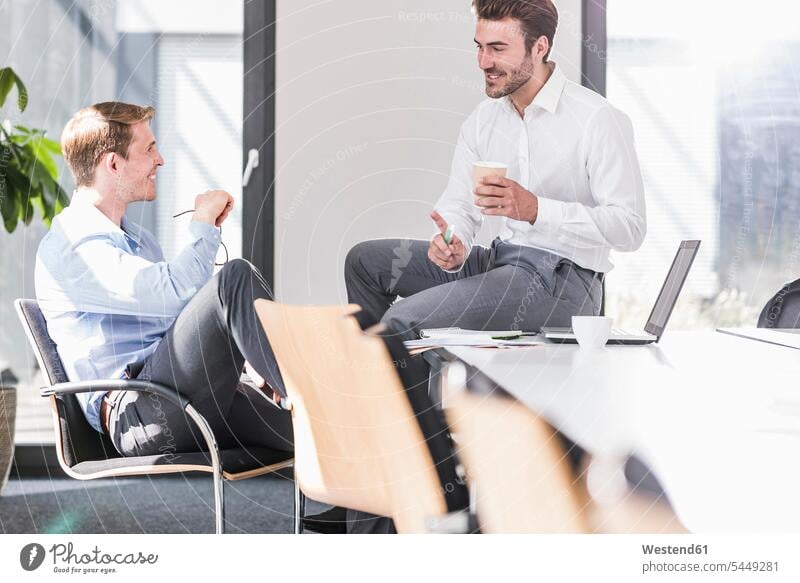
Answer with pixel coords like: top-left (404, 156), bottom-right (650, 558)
top-left (4, 163), bottom-right (32, 229)
top-left (28, 139), bottom-right (59, 179)
top-left (0, 68), bottom-right (28, 112)
top-left (0, 183), bottom-right (20, 232)
top-left (53, 184), bottom-right (69, 215)
top-left (0, 146), bottom-right (10, 211)
top-left (31, 191), bottom-right (45, 217)
top-left (0, 68), bottom-right (14, 109)
top-left (37, 169), bottom-right (69, 222)
top-left (21, 189), bottom-right (38, 225)
top-left (40, 136), bottom-right (62, 155)
top-left (12, 70), bottom-right (28, 112)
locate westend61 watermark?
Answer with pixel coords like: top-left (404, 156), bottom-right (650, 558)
top-left (19, 542), bottom-right (159, 575)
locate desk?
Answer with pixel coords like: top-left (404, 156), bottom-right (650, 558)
top-left (428, 331), bottom-right (800, 532)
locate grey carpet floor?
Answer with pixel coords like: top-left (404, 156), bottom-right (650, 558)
top-left (0, 473), bottom-right (326, 534)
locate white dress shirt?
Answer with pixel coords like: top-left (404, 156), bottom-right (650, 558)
top-left (435, 63), bottom-right (646, 273)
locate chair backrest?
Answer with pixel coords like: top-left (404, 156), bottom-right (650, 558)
top-left (758, 278), bottom-right (800, 328)
top-left (254, 301), bottom-right (454, 533)
top-left (446, 389), bottom-right (589, 533)
top-left (14, 299), bottom-right (118, 467)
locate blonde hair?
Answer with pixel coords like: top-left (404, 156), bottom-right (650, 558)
top-left (61, 102), bottom-right (155, 186)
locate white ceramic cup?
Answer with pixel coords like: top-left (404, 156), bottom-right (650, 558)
top-left (473, 161), bottom-right (508, 187)
top-left (571, 316), bottom-right (613, 349)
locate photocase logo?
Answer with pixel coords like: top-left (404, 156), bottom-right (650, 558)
top-left (19, 543), bottom-right (46, 571)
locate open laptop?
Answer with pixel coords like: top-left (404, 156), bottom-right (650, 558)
top-left (541, 240), bottom-right (701, 345)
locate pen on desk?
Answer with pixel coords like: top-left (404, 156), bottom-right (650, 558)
top-left (490, 332), bottom-right (538, 339)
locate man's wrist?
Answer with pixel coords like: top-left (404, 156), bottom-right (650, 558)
top-left (191, 210), bottom-right (216, 226)
top-left (527, 193), bottom-right (539, 224)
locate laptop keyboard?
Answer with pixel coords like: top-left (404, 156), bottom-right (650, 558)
top-left (610, 328), bottom-right (644, 337)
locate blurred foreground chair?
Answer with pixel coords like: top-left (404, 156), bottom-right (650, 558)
top-left (444, 363), bottom-right (686, 534)
top-left (254, 301), bottom-right (469, 533)
top-left (14, 298), bottom-right (294, 534)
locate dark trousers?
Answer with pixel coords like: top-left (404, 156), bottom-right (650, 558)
top-left (108, 259), bottom-right (294, 458)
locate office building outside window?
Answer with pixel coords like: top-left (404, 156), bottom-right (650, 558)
top-left (605, 0), bottom-right (800, 329)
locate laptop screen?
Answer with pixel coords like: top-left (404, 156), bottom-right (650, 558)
top-left (644, 240), bottom-right (701, 339)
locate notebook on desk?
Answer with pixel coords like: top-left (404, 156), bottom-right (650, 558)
top-left (541, 240), bottom-right (701, 345)
top-left (419, 327), bottom-right (535, 339)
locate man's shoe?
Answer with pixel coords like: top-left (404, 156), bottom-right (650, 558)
top-left (302, 506), bottom-right (348, 534)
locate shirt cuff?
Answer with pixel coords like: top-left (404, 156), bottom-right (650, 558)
top-left (534, 196), bottom-right (565, 239)
top-left (189, 220), bottom-right (222, 244)
top-left (428, 232), bottom-right (468, 274)
top-left (435, 212), bottom-right (475, 252)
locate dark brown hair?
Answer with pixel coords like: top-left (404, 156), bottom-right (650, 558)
top-left (472, 0), bottom-right (559, 61)
top-left (61, 102), bottom-right (155, 186)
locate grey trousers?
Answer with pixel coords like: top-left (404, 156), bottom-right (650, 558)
top-left (108, 259), bottom-right (294, 458)
top-left (345, 237), bottom-right (603, 341)
top-left (342, 237), bottom-right (602, 533)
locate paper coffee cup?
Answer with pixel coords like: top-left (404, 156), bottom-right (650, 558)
top-left (473, 161), bottom-right (508, 186)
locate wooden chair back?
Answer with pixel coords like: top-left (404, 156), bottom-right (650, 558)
top-left (254, 301), bottom-right (447, 533)
top-left (447, 391), bottom-right (589, 533)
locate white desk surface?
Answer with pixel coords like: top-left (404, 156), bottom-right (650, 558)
top-left (445, 330), bottom-right (800, 532)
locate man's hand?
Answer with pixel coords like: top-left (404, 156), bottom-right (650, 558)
top-left (428, 211), bottom-right (467, 271)
top-left (474, 176), bottom-right (538, 223)
top-left (193, 190), bottom-right (234, 227)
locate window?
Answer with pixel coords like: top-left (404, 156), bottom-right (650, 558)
top-left (1, 0), bottom-right (243, 445)
top-left (605, 0), bottom-right (800, 328)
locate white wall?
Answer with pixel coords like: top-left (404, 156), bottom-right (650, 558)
top-left (275, 0), bottom-right (584, 303)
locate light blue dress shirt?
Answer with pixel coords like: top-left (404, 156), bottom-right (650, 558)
top-left (34, 191), bottom-right (221, 433)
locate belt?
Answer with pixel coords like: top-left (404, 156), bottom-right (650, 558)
top-left (100, 390), bottom-right (123, 435)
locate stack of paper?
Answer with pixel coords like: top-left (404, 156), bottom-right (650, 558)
top-left (404, 327), bottom-right (543, 355)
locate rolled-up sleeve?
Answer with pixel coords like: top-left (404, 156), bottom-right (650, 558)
top-left (534, 105), bottom-right (647, 252)
top-left (67, 220), bottom-right (221, 317)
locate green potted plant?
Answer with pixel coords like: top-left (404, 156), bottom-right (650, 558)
top-left (1, 67), bottom-right (69, 493)
top-left (0, 66), bottom-right (69, 233)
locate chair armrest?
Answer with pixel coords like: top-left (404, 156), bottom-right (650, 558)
top-left (41, 379), bottom-right (223, 479)
top-left (41, 379), bottom-right (192, 410)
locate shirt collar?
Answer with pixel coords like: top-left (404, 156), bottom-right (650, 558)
top-left (506, 62), bottom-right (566, 116)
top-left (66, 190), bottom-right (142, 245)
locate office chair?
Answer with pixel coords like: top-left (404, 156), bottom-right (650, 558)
top-left (254, 301), bottom-right (469, 534)
top-left (758, 278), bottom-right (800, 328)
top-left (14, 298), bottom-right (295, 534)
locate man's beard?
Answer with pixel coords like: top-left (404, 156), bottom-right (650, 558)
top-left (485, 56), bottom-right (534, 99)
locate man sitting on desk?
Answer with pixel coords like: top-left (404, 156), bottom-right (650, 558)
top-left (345, 0), bottom-right (646, 347)
top-left (35, 102), bottom-right (292, 459)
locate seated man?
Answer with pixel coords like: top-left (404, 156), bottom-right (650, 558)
top-left (345, 0), bottom-right (646, 356)
top-left (35, 102), bottom-right (292, 458)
